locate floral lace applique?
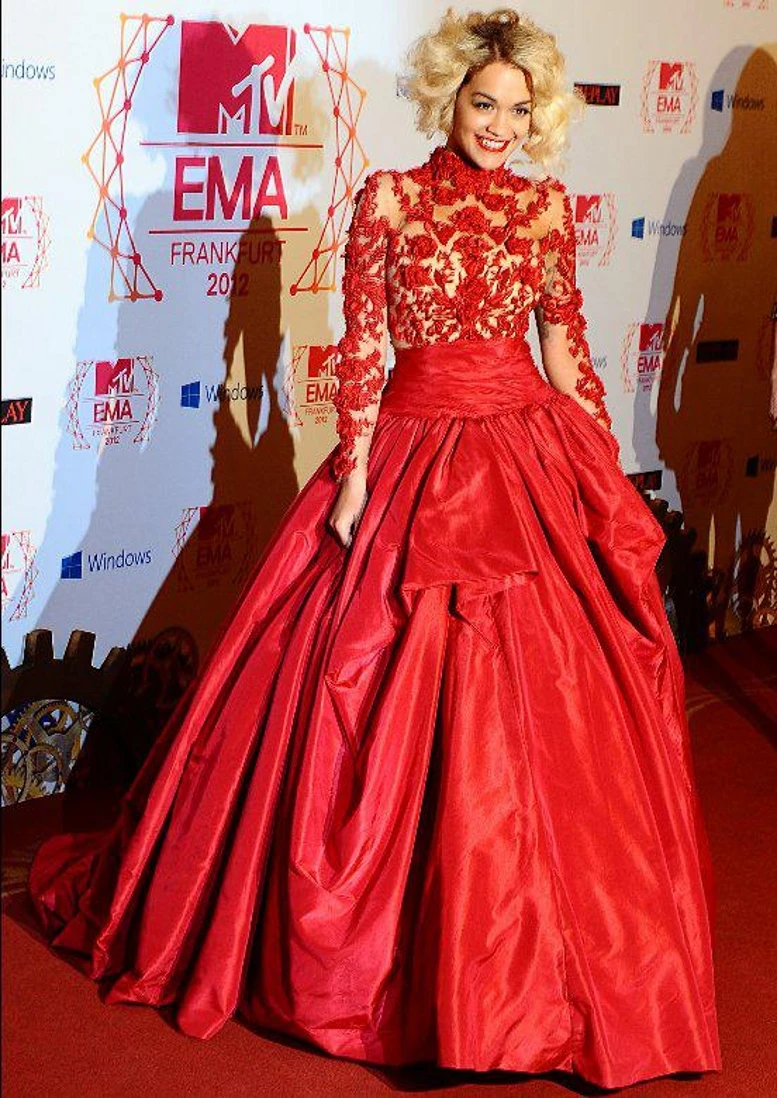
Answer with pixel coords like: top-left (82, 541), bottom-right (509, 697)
top-left (538, 185), bottom-right (612, 430)
top-left (332, 146), bottom-right (613, 478)
top-left (332, 172), bottom-right (392, 479)
top-left (385, 148), bottom-right (549, 348)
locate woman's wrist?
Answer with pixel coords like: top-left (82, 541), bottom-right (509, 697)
top-left (334, 462), bottom-right (368, 487)
top-left (340, 468), bottom-right (367, 489)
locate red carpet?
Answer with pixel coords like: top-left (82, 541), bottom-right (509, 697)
top-left (3, 628), bottom-right (776, 1097)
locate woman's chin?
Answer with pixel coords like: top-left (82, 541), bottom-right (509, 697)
top-left (452, 143), bottom-right (510, 171)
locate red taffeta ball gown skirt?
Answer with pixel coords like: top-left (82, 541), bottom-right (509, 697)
top-left (29, 337), bottom-right (721, 1090)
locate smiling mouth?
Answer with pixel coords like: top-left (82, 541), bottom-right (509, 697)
top-left (475, 134), bottom-right (512, 152)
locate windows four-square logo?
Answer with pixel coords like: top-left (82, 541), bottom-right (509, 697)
top-left (61, 551), bottom-right (83, 579)
top-left (631, 218), bottom-right (646, 239)
top-left (711, 89), bottom-right (725, 112)
top-left (181, 381), bottom-right (201, 408)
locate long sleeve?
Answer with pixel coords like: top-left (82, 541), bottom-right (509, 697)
top-left (536, 183), bottom-right (613, 433)
top-left (331, 172), bottom-right (392, 481)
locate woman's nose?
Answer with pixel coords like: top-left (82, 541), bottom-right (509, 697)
top-left (486, 111), bottom-right (510, 136)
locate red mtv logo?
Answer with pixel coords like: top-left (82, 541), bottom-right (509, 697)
top-left (94, 358), bottom-right (136, 396)
top-left (177, 21), bottom-right (296, 136)
top-left (198, 504), bottom-right (236, 541)
top-left (307, 345), bottom-right (338, 378)
top-left (639, 324), bottom-right (664, 353)
top-left (1, 198), bottom-right (23, 235)
top-left (659, 63), bottom-right (684, 91)
top-left (717, 194), bottom-right (742, 224)
top-left (576, 195), bottom-right (602, 223)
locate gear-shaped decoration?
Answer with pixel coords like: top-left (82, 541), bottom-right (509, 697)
top-left (729, 530), bottom-right (777, 631)
top-left (1, 630), bottom-right (126, 807)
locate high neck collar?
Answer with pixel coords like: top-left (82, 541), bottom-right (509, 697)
top-left (427, 144), bottom-right (515, 191)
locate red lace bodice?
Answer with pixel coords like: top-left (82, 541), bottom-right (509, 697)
top-left (332, 145), bottom-right (611, 479)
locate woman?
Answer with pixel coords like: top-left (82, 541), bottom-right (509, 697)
top-left (29, 8), bottom-right (722, 1089)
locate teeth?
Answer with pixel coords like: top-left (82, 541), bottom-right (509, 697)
top-left (478, 137), bottom-right (508, 150)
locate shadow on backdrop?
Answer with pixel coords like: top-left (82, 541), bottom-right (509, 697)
top-left (2, 44), bottom-right (398, 812)
top-left (37, 69), bottom-right (338, 799)
top-left (641, 45), bottom-right (777, 642)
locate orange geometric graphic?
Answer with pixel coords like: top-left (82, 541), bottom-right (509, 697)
top-left (83, 14), bottom-right (174, 303)
top-left (290, 25), bottom-right (369, 295)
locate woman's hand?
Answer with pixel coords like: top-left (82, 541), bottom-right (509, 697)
top-left (327, 472), bottom-right (369, 548)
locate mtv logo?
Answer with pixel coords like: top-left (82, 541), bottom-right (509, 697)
top-left (631, 217), bottom-right (646, 239)
top-left (659, 63), bottom-right (684, 91)
top-left (60, 550), bottom-right (83, 580)
top-left (575, 195), bottom-right (602, 223)
top-left (717, 194), bottom-right (741, 224)
top-left (639, 324), bottom-right (664, 353)
top-left (177, 21), bottom-right (296, 137)
top-left (94, 358), bottom-right (136, 397)
top-left (181, 380), bottom-right (201, 408)
top-left (198, 504), bottom-right (236, 541)
top-left (307, 345), bottom-right (338, 378)
top-left (1, 198), bottom-right (23, 235)
top-left (710, 89), bottom-right (725, 112)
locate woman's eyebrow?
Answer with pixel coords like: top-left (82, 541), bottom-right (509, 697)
top-left (470, 90), bottom-right (532, 106)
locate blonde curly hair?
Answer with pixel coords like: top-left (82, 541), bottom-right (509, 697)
top-left (404, 7), bottom-right (583, 170)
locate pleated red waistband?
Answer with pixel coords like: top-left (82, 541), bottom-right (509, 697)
top-left (380, 337), bottom-right (551, 417)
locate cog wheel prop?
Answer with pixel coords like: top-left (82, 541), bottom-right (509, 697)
top-left (290, 24), bottom-right (369, 295)
top-left (2, 709), bottom-right (85, 805)
top-left (1, 630), bottom-right (126, 806)
top-left (83, 13), bottom-right (174, 303)
top-left (729, 530), bottom-right (777, 630)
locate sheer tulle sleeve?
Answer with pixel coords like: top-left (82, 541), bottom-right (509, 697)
top-left (331, 172), bottom-right (392, 481)
top-left (536, 183), bottom-right (613, 433)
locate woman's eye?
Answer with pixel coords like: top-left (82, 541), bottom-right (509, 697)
top-left (473, 101), bottom-right (492, 110)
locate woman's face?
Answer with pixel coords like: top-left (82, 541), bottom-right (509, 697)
top-left (446, 61), bottom-right (532, 170)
